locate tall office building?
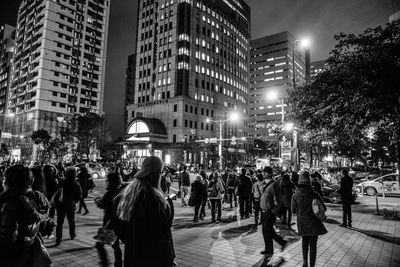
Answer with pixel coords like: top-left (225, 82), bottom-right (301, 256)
top-left (5, 0), bottom-right (110, 161)
top-left (0, 25), bottom-right (16, 129)
top-left (250, 31), bottom-right (305, 139)
top-left (125, 0), bottom-right (251, 166)
top-left (125, 53), bottom-right (136, 127)
top-left (389, 10), bottom-right (400, 22)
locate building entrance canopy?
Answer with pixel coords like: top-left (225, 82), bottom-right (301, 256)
top-left (125, 117), bottom-right (168, 142)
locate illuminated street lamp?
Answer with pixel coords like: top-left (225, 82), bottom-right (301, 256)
top-left (266, 90), bottom-right (285, 123)
top-left (206, 112), bottom-right (241, 169)
top-left (293, 37), bottom-right (311, 86)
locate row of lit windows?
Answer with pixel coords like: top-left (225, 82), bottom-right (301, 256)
top-left (194, 78), bottom-right (246, 104)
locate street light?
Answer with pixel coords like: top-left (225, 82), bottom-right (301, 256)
top-left (293, 37), bottom-right (311, 87)
top-left (206, 111), bottom-right (241, 169)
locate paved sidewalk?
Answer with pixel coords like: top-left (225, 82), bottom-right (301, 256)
top-left (45, 196), bottom-right (400, 266)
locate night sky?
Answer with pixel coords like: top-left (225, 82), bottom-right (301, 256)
top-left (1, 0), bottom-right (399, 139)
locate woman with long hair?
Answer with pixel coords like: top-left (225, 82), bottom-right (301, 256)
top-left (116, 156), bottom-right (175, 266)
top-left (292, 171), bottom-right (327, 267)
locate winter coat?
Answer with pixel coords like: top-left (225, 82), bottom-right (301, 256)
top-left (227, 174), bottom-right (236, 189)
top-left (261, 179), bottom-right (283, 215)
top-left (235, 174), bottom-right (253, 197)
top-left (123, 189), bottom-right (175, 267)
top-left (77, 171), bottom-right (91, 198)
top-left (291, 186), bottom-right (328, 236)
top-left (281, 179), bottom-right (295, 208)
top-left (339, 174), bottom-right (353, 201)
top-left (96, 187), bottom-right (122, 228)
top-left (190, 180), bottom-right (207, 204)
top-left (252, 181), bottom-right (264, 200)
top-left (60, 178), bottom-right (82, 210)
top-left (179, 171), bottom-right (191, 187)
top-left (207, 179), bottom-right (225, 199)
top-left (0, 189), bottom-right (49, 267)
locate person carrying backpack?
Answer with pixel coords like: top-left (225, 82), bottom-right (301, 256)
top-left (95, 172), bottom-right (123, 267)
top-left (252, 172), bottom-right (264, 225)
top-left (259, 167), bottom-right (287, 260)
top-left (208, 171), bottom-right (225, 223)
top-left (0, 164), bottom-right (51, 267)
top-left (179, 166), bottom-right (191, 206)
top-left (292, 171), bottom-right (327, 267)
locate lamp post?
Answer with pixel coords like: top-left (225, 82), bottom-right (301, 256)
top-left (206, 112), bottom-right (240, 169)
top-left (266, 90), bottom-right (285, 123)
top-left (292, 38), bottom-right (311, 88)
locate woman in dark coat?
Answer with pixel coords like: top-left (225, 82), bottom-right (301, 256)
top-left (77, 165), bottom-right (90, 215)
top-left (280, 173), bottom-right (295, 227)
top-left (55, 167), bottom-right (82, 246)
top-left (95, 172), bottom-right (123, 267)
top-left (43, 164), bottom-right (59, 218)
top-left (191, 175), bottom-right (207, 222)
top-left (116, 156), bottom-right (176, 266)
top-left (292, 171), bottom-right (327, 267)
top-left (311, 171), bottom-right (324, 198)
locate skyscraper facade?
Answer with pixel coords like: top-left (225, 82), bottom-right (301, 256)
top-left (125, 53), bottom-right (136, 127)
top-left (5, 0), bottom-right (110, 161)
top-left (0, 24), bottom-right (16, 129)
top-left (250, 31), bottom-right (305, 139)
top-left (310, 59), bottom-right (327, 78)
top-left (125, 0), bottom-right (251, 166)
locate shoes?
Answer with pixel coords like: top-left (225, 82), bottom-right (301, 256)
top-left (260, 250), bottom-right (272, 257)
top-left (70, 234), bottom-right (76, 240)
top-left (339, 223), bottom-right (347, 228)
top-left (193, 219), bottom-right (199, 222)
top-left (55, 240), bottom-right (61, 246)
top-left (76, 210), bottom-right (81, 214)
top-left (211, 219), bottom-right (216, 223)
top-left (348, 223), bottom-right (352, 228)
top-left (83, 210), bottom-right (89, 215)
top-left (216, 218), bottom-right (221, 223)
top-left (199, 217), bottom-right (204, 220)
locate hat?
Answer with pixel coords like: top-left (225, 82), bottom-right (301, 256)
top-left (298, 171), bottom-right (311, 185)
top-left (195, 175), bottom-right (202, 181)
top-left (134, 156), bottom-right (164, 179)
top-left (263, 166), bottom-right (273, 174)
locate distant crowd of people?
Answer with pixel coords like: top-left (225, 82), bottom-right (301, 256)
top-left (0, 157), bottom-right (354, 267)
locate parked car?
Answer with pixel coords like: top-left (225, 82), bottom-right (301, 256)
top-left (321, 178), bottom-right (358, 204)
top-left (74, 162), bottom-right (107, 179)
top-left (356, 173), bottom-right (400, 196)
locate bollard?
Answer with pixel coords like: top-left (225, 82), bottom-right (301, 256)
top-left (375, 192), bottom-right (381, 215)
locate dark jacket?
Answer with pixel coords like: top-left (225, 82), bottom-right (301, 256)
top-left (179, 171), bottom-right (190, 187)
top-left (77, 171), bottom-right (91, 198)
top-left (61, 178), bottom-right (82, 210)
top-left (96, 187), bottom-right (121, 228)
top-left (281, 179), bottom-right (295, 208)
top-left (291, 186), bottom-right (328, 236)
top-left (190, 180), bottom-right (207, 204)
top-left (339, 174), bottom-right (353, 201)
top-left (124, 189), bottom-right (175, 267)
top-left (0, 189), bottom-right (49, 267)
top-left (262, 179), bottom-right (283, 214)
top-left (43, 165), bottom-right (59, 200)
top-left (221, 173), bottom-right (229, 188)
top-left (235, 174), bottom-right (253, 197)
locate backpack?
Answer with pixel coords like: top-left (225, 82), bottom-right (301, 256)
top-left (312, 197), bottom-right (326, 221)
top-left (260, 180), bottom-right (275, 211)
top-left (227, 175), bottom-right (236, 188)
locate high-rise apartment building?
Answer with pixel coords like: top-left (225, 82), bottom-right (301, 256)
top-left (0, 25), bottom-right (16, 129)
top-left (125, 0), bottom-right (251, 166)
top-left (5, 0), bottom-right (110, 161)
top-left (250, 32), bottom-right (305, 139)
top-left (125, 53), bottom-right (136, 126)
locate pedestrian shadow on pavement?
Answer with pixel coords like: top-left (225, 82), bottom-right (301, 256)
top-left (324, 217), bottom-right (340, 224)
top-left (221, 224), bottom-right (255, 239)
top-left (351, 227), bottom-right (400, 245)
top-left (253, 256), bottom-right (286, 267)
top-left (48, 246), bottom-right (93, 256)
top-left (173, 218), bottom-right (213, 229)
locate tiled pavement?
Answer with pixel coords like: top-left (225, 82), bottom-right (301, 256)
top-left (45, 194), bottom-right (400, 267)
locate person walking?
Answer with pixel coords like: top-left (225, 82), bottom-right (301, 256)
top-left (0, 164), bottom-right (51, 267)
top-left (116, 156), bottom-right (176, 266)
top-left (95, 173), bottom-right (123, 267)
top-left (77, 165), bottom-right (90, 215)
top-left (292, 171), bottom-right (327, 267)
top-left (55, 167), bottom-right (82, 246)
top-left (179, 166), bottom-right (191, 206)
top-left (43, 164), bottom-right (60, 218)
top-left (226, 169), bottom-right (237, 208)
top-left (208, 171), bottom-right (225, 223)
top-left (235, 168), bottom-right (253, 219)
top-left (310, 171), bottom-right (324, 198)
top-left (260, 167), bottom-right (287, 260)
top-left (281, 173), bottom-right (295, 227)
top-left (338, 168), bottom-right (353, 228)
top-left (252, 173), bottom-right (264, 225)
top-left (199, 173), bottom-right (209, 220)
top-left (190, 175), bottom-right (207, 222)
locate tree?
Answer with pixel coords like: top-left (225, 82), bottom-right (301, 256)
top-left (31, 129), bottom-right (51, 162)
top-left (289, 20), bottom-right (400, 178)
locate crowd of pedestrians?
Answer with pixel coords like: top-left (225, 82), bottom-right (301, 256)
top-left (0, 157), bottom-right (355, 267)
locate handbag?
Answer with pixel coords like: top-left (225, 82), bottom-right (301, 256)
top-left (88, 178), bottom-right (96, 191)
top-left (312, 198), bottom-right (326, 221)
top-left (97, 220), bottom-right (117, 245)
top-left (31, 235), bottom-right (52, 267)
